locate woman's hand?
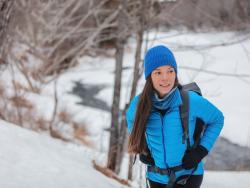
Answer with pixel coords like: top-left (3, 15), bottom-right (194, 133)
top-left (182, 145), bottom-right (208, 170)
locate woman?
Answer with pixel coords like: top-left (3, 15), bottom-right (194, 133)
top-left (126, 45), bottom-right (224, 188)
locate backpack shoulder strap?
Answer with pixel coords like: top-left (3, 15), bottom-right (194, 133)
top-left (179, 82), bottom-right (204, 150)
top-left (179, 88), bottom-right (191, 150)
top-left (181, 82), bottom-right (202, 96)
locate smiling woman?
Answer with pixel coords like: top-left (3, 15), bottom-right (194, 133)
top-left (126, 45), bottom-right (224, 188)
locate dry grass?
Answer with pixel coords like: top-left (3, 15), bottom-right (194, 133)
top-left (49, 126), bottom-right (71, 142)
top-left (58, 110), bottom-right (71, 124)
top-left (13, 81), bottom-right (30, 92)
top-left (10, 96), bottom-right (34, 109)
top-left (92, 160), bottom-right (131, 187)
top-left (49, 110), bottom-right (92, 146)
top-left (36, 117), bottom-right (50, 131)
top-left (0, 83), bottom-right (4, 96)
top-left (0, 81), bottom-right (35, 128)
top-left (0, 82), bottom-right (91, 147)
top-left (73, 122), bottom-right (93, 147)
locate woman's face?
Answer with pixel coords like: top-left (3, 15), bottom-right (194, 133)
top-left (151, 65), bottom-right (176, 98)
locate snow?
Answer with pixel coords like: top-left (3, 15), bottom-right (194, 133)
top-left (1, 120), bottom-right (250, 188)
top-left (202, 171), bottom-right (250, 188)
top-left (0, 120), bottom-right (126, 188)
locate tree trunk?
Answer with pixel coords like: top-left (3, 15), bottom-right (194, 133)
top-left (0, 0), bottom-right (14, 62)
top-left (107, 0), bottom-right (128, 172)
top-left (127, 13), bottom-right (145, 182)
top-left (127, 0), bottom-right (147, 180)
top-left (115, 25), bottom-right (144, 174)
top-left (114, 0), bottom-right (147, 178)
top-left (115, 103), bottom-right (129, 174)
top-left (107, 38), bottom-right (124, 171)
top-left (234, 0), bottom-right (247, 22)
top-left (127, 28), bottom-right (144, 179)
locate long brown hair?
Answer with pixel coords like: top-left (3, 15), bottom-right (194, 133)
top-left (128, 76), bottom-right (179, 154)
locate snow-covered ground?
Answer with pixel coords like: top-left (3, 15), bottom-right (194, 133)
top-left (0, 120), bottom-right (126, 188)
top-left (202, 171), bottom-right (250, 188)
top-left (1, 120), bottom-right (250, 188)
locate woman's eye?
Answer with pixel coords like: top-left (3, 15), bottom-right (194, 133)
top-left (155, 72), bottom-right (161, 75)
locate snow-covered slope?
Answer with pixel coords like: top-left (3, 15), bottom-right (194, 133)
top-left (1, 120), bottom-right (250, 188)
top-left (202, 171), bottom-right (250, 188)
top-left (0, 120), bottom-right (126, 188)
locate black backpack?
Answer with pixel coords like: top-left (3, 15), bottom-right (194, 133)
top-left (139, 82), bottom-right (206, 166)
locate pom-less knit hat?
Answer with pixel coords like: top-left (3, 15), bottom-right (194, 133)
top-left (144, 45), bottom-right (177, 79)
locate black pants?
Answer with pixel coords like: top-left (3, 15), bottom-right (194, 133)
top-left (148, 175), bottom-right (203, 188)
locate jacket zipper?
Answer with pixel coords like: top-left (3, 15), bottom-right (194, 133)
top-left (158, 112), bottom-right (169, 169)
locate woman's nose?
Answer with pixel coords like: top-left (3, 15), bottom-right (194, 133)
top-left (161, 72), bottom-right (168, 80)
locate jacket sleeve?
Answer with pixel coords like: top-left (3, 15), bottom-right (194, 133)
top-left (126, 95), bottom-right (139, 134)
top-left (189, 92), bottom-right (224, 152)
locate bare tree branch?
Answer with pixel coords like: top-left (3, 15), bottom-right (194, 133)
top-left (179, 65), bottom-right (250, 78)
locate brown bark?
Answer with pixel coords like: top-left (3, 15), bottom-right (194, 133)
top-left (127, 0), bottom-right (147, 180)
top-left (0, 0), bottom-right (14, 65)
top-left (93, 160), bottom-right (131, 186)
top-left (107, 0), bottom-right (128, 172)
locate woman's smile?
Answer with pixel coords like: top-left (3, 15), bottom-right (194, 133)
top-left (159, 83), bottom-right (170, 87)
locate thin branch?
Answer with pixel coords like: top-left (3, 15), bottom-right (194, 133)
top-left (50, 78), bottom-right (58, 127)
top-left (11, 55), bottom-right (37, 92)
top-left (54, 9), bottom-right (119, 69)
top-left (167, 35), bottom-right (250, 51)
top-left (47, 0), bottom-right (109, 58)
top-left (179, 65), bottom-right (250, 78)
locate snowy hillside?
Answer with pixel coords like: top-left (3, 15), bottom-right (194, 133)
top-left (0, 120), bottom-right (126, 188)
top-left (0, 120), bottom-right (250, 188)
top-left (202, 171), bottom-right (250, 188)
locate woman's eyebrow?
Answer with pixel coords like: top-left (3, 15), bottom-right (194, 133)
top-left (154, 67), bottom-right (173, 71)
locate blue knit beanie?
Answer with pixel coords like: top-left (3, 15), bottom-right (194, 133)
top-left (144, 45), bottom-right (177, 79)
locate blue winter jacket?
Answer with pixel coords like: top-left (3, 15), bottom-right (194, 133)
top-left (126, 89), bottom-right (224, 184)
